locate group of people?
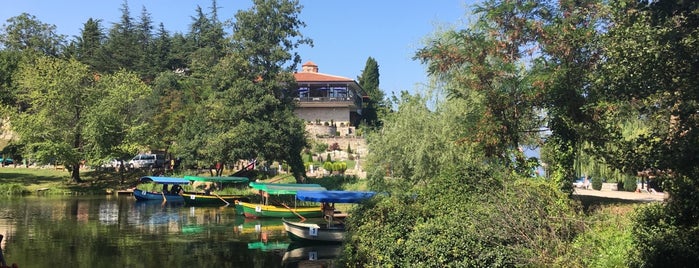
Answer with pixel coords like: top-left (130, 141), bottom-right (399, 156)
top-left (161, 184), bottom-right (183, 195)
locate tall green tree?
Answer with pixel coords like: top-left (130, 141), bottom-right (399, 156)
top-left (74, 18), bottom-right (107, 72)
top-left (135, 5), bottom-right (158, 81)
top-left (14, 56), bottom-right (150, 182)
top-left (187, 3), bottom-right (226, 75)
top-left (178, 0), bottom-right (312, 181)
top-left (13, 57), bottom-right (93, 182)
top-left (0, 13), bottom-right (65, 56)
top-left (532, 0), bottom-right (605, 190)
top-left (0, 50), bottom-right (21, 107)
top-left (415, 0), bottom-right (547, 174)
top-left (103, 1), bottom-right (139, 73)
top-left (357, 57), bottom-right (384, 128)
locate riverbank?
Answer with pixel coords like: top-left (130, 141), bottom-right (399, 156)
top-left (0, 166), bottom-right (152, 195)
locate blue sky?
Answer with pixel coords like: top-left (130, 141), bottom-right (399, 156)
top-left (1, 0), bottom-right (476, 96)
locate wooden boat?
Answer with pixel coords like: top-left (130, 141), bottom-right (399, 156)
top-left (181, 175), bottom-right (251, 206)
top-left (238, 182), bottom-right (327, 219)
top-left (282, 190), bottom-right (376, 243)
top-left (237, 201), bottom-right (325, 219)
top-left (133, 176), bottom-right (190, 202)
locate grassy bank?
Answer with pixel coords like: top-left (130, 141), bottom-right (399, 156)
top-left (0, 166), bottom-right (157, 195)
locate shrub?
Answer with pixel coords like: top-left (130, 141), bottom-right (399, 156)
top-left (342, 165), bottom-right (582, 267)
top-left (591, 176), bottom-right (603, 190)
top-left (322, 161), bottom-right (333, 172)
top-left (329, 142), bottom-right (340, 151)
top-left (325, 153), bottom-right (332, 162)
top-left (332, 162), bottom-right (347, 174)
top-left (623, 175), bottom-right (637, 192)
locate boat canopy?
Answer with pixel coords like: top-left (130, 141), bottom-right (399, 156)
top-left (295, 190), bottom-right (376, 203)
top-left (184, 175), bottom-right (249, 183)
top-left (249, 182), bottom-right (326, 195)
top-left (138, 176), bottom-right (191, 185)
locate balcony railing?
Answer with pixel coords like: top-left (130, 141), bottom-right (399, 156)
top-left (294, 96), bottom-right (355, 102)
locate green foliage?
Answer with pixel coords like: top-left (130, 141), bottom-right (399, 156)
top-left (343, 164), bottom-right (583, 267)
top-left (591, 176), bottom-right (603, 191)
top-left (562, 205), bottom-right (636, 267)
top-left (305, 175), bottom-right (359, 190)
top-left (322, 161), bottom-right (333, 172)
top-left (632, 203), bottom-right (699, 267)
top-left (0, 13), bottom-right (66, 56)
top-left (622, 175), bottom-right (637, 192)
top-left (325, 153), bottom-right (331, 163)
top-left (332, 161), bottom-right (347, 173)
top-left (0, 183), bottom-right (26, 195)
top-left (312, 142), bottom-right (328, 154)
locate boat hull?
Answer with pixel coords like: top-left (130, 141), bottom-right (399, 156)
top-left (282, 219), bottom-right (346, 243)
top-left (133, 188), bottom-right (184, 202)
top-left (182, 193), bottom-right (250, 206)
top-left (237, 201), bottom-right (322, 219)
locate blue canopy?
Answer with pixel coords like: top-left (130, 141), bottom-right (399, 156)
top-left (139, 176), bottom-right (190, 185)
top-left (295, 190), bottom-right (376, 203)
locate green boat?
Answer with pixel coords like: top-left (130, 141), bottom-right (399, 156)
top-left (239, 182), bottom-right (327, 219)
top-left (182, 176), bottom-right (251, 206)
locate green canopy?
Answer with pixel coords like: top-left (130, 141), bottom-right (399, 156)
top-left (248, 182), bottom-right (326, 195)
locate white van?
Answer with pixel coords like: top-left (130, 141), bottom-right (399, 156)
top-left (127, 154), bottom-right (165, 169)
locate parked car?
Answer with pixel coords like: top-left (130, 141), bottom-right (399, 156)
top-left (0, 157), bottom-right (13, 165)
top-left (100, 159), bottom-right (126, 170)
top-left (127, 154), bottom-right (165, 169)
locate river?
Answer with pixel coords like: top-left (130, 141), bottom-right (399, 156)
top-left (0, 194), bottom-right (339, 267)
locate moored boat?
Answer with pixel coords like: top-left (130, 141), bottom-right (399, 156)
top-left (239, 182), bottom-right (327, 219)
top-left (282, 190), bottom-right (376, 243)
top-left (237, 201), bottom-right (324, 219)
top-left (133, 176), bottom-right (190, 202)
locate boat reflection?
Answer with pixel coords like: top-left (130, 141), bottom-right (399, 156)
top-left (282, 242), bottom-right (342, 268)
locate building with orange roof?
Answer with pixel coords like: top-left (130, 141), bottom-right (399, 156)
top-left (292, 61), bottom-right (367, 129)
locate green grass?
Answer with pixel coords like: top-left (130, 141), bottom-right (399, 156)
top-left (0, 167), bottom-right (149, 195)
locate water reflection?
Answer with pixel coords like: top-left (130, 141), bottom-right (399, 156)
top-left (0, 195), bottom-right (342, 267)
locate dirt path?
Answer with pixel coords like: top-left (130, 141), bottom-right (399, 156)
top-left (573, 188), bottom-right (667, 202)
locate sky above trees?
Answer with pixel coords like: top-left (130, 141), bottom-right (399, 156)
top-left (0, 0), bottom-right (473, 96)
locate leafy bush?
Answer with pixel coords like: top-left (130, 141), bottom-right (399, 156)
top-left (342, 164), bottom-right (583, 267)
top-left (332, 162), bottom-right (347, 173)
top-left (631, 203), bottom-right (699, 267)
top-left (623, 175), bottom-right (637, 192)
top-left (591, 176), bottom-right (603, 190)
top-left (322, 161), bottom-right (333, 172)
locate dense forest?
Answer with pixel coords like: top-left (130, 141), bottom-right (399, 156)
top-left (1, 0), bottom-right (698, 267)
top-left (0, 0), bottom-right (312, 183)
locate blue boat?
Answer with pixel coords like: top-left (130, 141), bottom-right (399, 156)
top-left (133, 176), bottom-right (191, 202)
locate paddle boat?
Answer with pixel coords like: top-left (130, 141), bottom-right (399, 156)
top-left (282, 190), bottom-right (376, 243)
top-left (133, 176), bottom-right (190, 202)
top-left (237, 182), bottom-right (327, 219)
top-left (181, 175), bottom-right (251, 206)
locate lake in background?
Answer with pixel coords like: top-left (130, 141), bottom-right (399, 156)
top-left (0, 195), bottom-right (338, 267)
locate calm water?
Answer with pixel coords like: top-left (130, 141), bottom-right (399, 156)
top-left (0, 195), bottom-right (339, 268)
